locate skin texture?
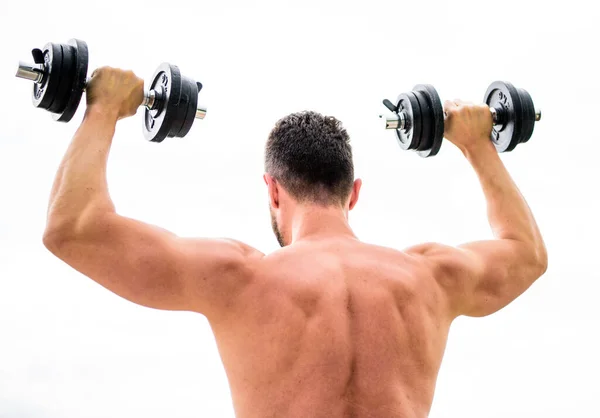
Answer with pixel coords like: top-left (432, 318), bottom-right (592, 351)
top-left (43, 69), bottom-right (548, 417)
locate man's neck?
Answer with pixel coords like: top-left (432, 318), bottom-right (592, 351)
top-left (290, 205), bottom-right (357, 244)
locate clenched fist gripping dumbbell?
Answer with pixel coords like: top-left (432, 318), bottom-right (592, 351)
top-left (380, 82), bottom-right (541, 157)
top-left (15, 38), bottom-right (207, 142)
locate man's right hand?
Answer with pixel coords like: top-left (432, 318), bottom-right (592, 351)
top-left (86, 67), bottom-right (144, 121)
top-left (443, 100), bottom-right (494, 153)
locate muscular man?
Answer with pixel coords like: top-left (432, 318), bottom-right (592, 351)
top-left (43, 68), bottom-right (548, 418)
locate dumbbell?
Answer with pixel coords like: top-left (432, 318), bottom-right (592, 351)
top-left (380, 82), bottom-right (542, 157)
top-left (15, 39), bottom-right (207, 142)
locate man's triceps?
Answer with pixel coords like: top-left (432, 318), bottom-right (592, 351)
top-left (45, 212), bottom-right (262, 314)
top-left (428, 239), bottom-right (546, 317)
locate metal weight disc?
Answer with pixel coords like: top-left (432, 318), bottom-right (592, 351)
top-left (173, 76), bottom-right (199, 138)
top-left (484, 81), bottom-right (523, 153)
top-left (407, 92), bottom-right (423, 150)
top-left (32, 43), bottom-right (63, 111)
top-left (143, 63), bottom-right (182, 142)
top-left (413, 90), bottom-right (433, 152)
top-left (167, 74), bottom-right (196, 138)
top-left (166, 75), bottom-right (188, 137)
top-left (394, 92), bottom-right (421, 151)
top-left (517, 87), bottom-right (536, 144)
top-left (414, 84), bottom-right (444, 158)
top-left (54, 39), bottom-right (88, 122)
top-left (48, 42), bottom-right (76, 114)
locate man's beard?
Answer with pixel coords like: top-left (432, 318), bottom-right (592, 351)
top-left (270, 207), bottom-right (286, 247)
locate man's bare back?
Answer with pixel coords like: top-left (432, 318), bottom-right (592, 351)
top-left (41, 69), bottom-right (547, 417)
top-left (212, 238), bottom-right (450, 418)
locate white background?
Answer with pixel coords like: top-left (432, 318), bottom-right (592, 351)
top-left (1, 0), bottom-right (599, 417)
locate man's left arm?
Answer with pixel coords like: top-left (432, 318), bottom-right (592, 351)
top-left (43, 68), bottom-right (263, 317)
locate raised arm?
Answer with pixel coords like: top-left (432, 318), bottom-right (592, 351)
top-left (42, 67), bottom-right (263, 318)
top-left (408, 100), bottom-right (547, 318)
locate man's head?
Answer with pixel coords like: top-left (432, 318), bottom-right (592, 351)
top-left (264, 111), bottom-right (361, 246)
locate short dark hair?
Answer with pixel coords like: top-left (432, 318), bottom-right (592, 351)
top-left (265, 111), bottom-right (354, 206)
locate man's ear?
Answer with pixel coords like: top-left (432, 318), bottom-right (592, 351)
top-left (264, 173), bottom-right (280, 208)
top-left (348, 178), bottom-right (362, 210)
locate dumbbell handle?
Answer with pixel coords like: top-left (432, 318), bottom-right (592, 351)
top-left (16, 61), bottom-right (207, 120)
top-left (381, 105), bottom-right (542, 130)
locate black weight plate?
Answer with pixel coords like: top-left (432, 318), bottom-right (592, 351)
top-left (48, 42), bottom-right (75, 114)
top-left (413, 90), bottom-right (433, 152)
top-left (174, 76), bottom-right (199, 138)
top-left (54, 39), bottom-right (88, 122)
top-left (407, 92), bottom-right (424, 151)
top-left (484, 81), bottom-right (523, 153)
top-left (394, 92), bottom-right (421, 151)
top-left (32, 43), bottom-right (62, 111)
top-left (167, 72), bottom-right (192, 138)
top-left (517, 87), bottom-right (535, 144)
top-left (415, 84), bottom-right (444, 158)
top-left (143, 63), bottom-right (182, 142)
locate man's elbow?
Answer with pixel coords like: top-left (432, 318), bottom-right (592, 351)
top-left (42, 213), bottom-right (91, 255)
top-left (534, 248), bottom-right (549, 277)
top-left (525, 244), bottom-right (548, 281)
top-left (516, 237), bottom-right (548, 279)
top-left (43, 203), bottom-right (116, 251)
top-left (43, 224), bottom-right (77, 255)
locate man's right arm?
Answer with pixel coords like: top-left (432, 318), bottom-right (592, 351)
top-left (408, 103), bottom-right (548, 318)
